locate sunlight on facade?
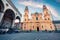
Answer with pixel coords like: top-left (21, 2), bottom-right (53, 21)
top-left (15, 19), bottom-right (20, 23)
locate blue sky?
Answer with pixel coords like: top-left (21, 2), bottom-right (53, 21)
top-left (11, 0), bottom-right (60, 21)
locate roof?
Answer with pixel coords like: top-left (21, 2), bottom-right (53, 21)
top-left (53, 20), bottom-right (60, 24)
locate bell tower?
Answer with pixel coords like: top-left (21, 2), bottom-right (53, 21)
top-left (43, 5), bottom-right (51, 20)
top-left (24, 6), bottom-right (28, 21)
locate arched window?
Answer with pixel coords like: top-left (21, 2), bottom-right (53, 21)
top-left (36, 17), bottom-right (38, 20)
top-left (48, 18), bottom-right (50, 20)
top-left (42, 25), bottom-right (43, 28)
top-left (25, 19), bottom-right (26, 21)
top-left (24, 27), bottom-right (26, 29)
top-left (45, 18), bottom-right (47, 20)
top-left (50, 26), bottom-right (52, 29)
top-left (33, 26), bottom-right (34, 28)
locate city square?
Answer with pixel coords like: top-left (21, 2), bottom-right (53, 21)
top-left (0, 0), bottom-right (60, 40)
top-left (0, 32), bottom-right (60, 40)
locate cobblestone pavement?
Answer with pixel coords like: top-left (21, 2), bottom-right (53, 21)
top-left (0, 32), bottom-right (60, 40)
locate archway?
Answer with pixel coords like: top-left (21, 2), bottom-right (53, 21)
top-left (37, 27), bottom-right (39, 32)
top-left (0, 9), bottom-right (15, 29)
top-left (14, 16), bottom-right (20, 30)
top-left (0, 0), bottom-right (4, 12)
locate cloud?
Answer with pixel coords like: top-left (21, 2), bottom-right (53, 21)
top-left (46, 4), bottom-right (60, 20)
top-left (19, 1), bottom-right (43, 8)
top-left (55, 0), bottom-right (60, 3)
top-left (18, 0), bottom-right (60, 20)
top-left (46, 4), bottom-right (59, 17)
top-left (17, 0), bottom-right (33, 2)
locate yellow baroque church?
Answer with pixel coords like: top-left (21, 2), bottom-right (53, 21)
top-left (21, 5), bottom-right (55, 31)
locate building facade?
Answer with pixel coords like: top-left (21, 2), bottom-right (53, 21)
top-left (0, 0), bottom-right (22, 30)
top-left (21, 5), bottom-right (55, 31)
top-left (53, 21), bottom-right (60, 31)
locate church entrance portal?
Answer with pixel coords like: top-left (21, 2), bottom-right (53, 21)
top-left (37, 27), bottom-right (39, 32)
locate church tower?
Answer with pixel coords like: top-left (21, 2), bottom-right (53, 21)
top-left (24, 6), bottom-right (28, 21)
top-left (43, 5), bottom-right (55, 30)
top-left (43, 5), bottom-right (51, 20)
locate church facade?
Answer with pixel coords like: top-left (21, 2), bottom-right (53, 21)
top-left (21, 5), bottom-right (55, 31)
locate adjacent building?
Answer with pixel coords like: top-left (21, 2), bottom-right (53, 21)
top-left (0, 0), bottom-right (22, 30)
top-left (53, 21), bottom-right (60, 31)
